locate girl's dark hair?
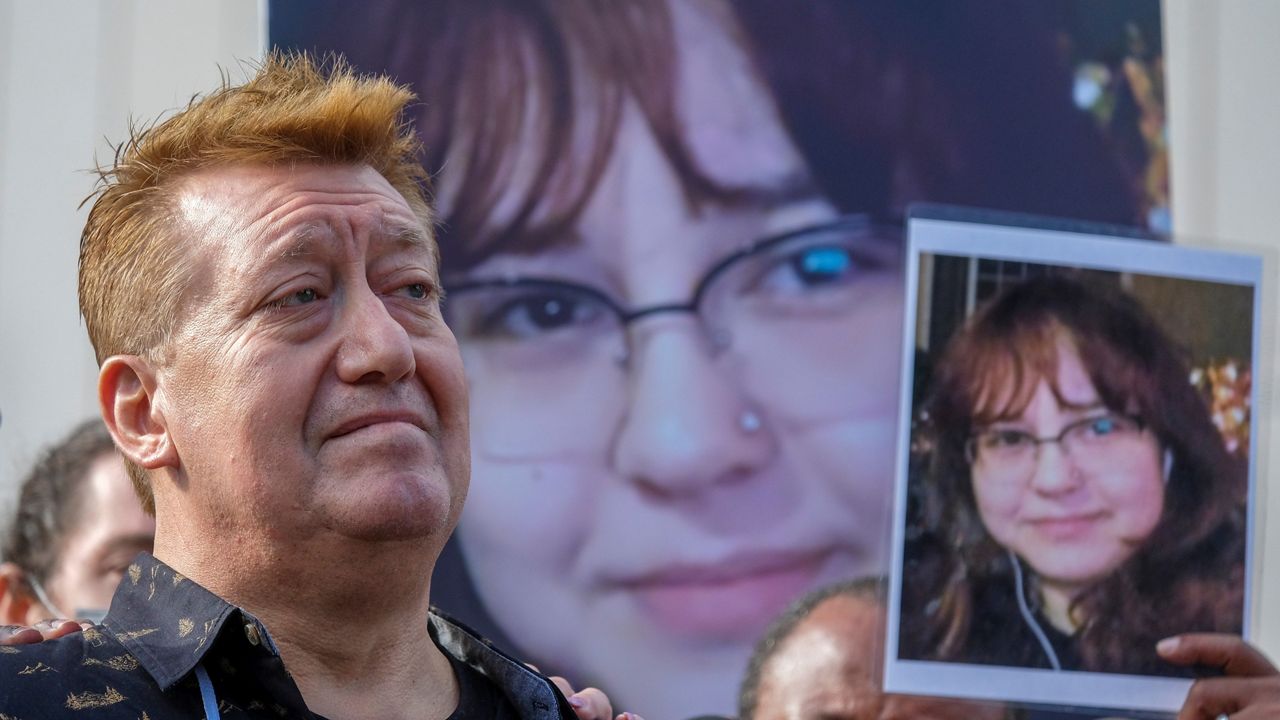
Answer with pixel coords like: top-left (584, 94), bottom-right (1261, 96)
top-left (273, 0), bottom-right (749, 273)
top-left (907, 275), bottom-right (1245, 673)
top-left (2, 419), bottom-right (118, 586)
top-left (271, 0), bottom-right (1140, 273)
top-left (734, 1), bottom-right (1140, 226)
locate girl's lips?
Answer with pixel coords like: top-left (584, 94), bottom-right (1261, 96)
top-left (613, 548), bottom-right (837, 640)
top-left (1027, 512), bottom-right (1106, 540)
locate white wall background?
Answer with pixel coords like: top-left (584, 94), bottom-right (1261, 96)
top-left (1164, 0), bottom-right (1280, 657)
top-left (0, 0), bottom-right (1277, 658)
top-left (0, 0), bottom-right (261, 497)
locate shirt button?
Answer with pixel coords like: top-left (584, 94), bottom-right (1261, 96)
top-left (245, 622), bottom-right (261, 647)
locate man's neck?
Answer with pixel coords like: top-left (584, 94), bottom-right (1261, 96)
top-left (261, 597), bottom-right (460, 720)
top-left (152, 521), bottom-right (459, 720)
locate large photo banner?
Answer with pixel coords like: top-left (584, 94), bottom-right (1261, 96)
top-left (269, 2), bottom-right (1167, 717)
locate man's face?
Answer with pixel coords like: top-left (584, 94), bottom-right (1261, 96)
top-left (44, 452), bottom-right (155, 614)
top-left (153, 163), bottom-right (469, 547)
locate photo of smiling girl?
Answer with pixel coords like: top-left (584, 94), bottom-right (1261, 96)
top-left (901, 272), bottom-right (1249, 677)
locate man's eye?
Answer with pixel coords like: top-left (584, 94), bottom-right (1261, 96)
top-left (398, 282), bottom-right (430, 300)
top-left (272, 288), bottom-right (319, 308)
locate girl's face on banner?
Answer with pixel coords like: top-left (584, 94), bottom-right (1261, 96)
top-left (448, 3), bottom-right (905, 715)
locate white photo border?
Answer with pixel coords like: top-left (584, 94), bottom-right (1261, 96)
top-left (883, 206), bottom-right (1263, 714)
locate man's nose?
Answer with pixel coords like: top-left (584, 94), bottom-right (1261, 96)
top-left (334, 284), bottom-right (416, 385)
top-left (1028, 440), bottom-right (1083, 496)
top-left (610, 314), bottom-right (775, 498)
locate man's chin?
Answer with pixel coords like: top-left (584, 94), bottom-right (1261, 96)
top-left (333, 519), bottom-right (452, 544)
top-left (320, 475), bottom-right (461, 543)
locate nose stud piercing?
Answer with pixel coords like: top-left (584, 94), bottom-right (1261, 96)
top-left (708, 327), bottom-right (732, 352)
top-left (739, 410), bottom-right (762, 434)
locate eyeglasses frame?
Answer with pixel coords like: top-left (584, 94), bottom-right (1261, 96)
top-left (441, 214), bottom-right (896, 339)
top-left (964, 412), bottom-right (1148, 468)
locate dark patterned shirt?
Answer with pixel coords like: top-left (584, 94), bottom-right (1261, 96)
top-left (0, 553), bottom-right (575, 719)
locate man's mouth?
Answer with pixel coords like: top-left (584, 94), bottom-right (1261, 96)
top-left (328, 411), bottom-right (427, 439)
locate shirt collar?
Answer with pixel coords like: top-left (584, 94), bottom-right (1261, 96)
top-left (428, 610), bottom-right (572, 719)
top-left (102, 552), bottom-right (261, 691)
top-left (100, 554), bottom-right (567, 717)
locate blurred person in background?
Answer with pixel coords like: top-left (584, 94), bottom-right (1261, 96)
top-left (739, 577), bottom-right (1010, 720)
top-left (0, 418), bottom-right (154, 629)
top-left (271, 1), bottom-right (1142, 715)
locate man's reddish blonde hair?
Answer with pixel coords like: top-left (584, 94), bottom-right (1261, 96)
top-left (78, 52), bottom-right (433, 513)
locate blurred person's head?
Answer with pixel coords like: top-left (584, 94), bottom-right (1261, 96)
top-left (0, 420), bottom-right (155, 624)
top-left (914, 274), bottom-right (1245, 671)
top-left (739, 578), bottom-right (1008, 720)
top-left (272, 1), bottom-right (1139, 714)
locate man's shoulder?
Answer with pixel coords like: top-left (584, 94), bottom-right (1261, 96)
top-left (0, 626), bottom-right (146, 708)
top-left (0, 628), bottom-right (100, 669)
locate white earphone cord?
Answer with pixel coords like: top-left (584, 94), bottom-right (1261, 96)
top-left (1010, 549), bottom-right (1063, 671)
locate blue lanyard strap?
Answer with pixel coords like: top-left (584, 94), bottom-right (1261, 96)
top-left (195, 663), bottom-right (221, 720)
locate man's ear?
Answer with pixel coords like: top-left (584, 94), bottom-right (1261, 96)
top-left (99, 355), bottom-right (178, 472)
top-left (0, 562), bottom-right (45, 625)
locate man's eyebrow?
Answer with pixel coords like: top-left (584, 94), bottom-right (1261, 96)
top-left (383, 222), bottom-right (434, 253)
top-left (273, 221), bottom-right (433, 258)
top-left (380, 221), bottom-right (441, 274)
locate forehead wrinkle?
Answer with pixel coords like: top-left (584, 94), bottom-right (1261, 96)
top-left (213, 222), bottom-right (332, 295)
top-left (278, 221), bottom-right (331, 259)
top-left (251, 218), bottom-right (435, 287)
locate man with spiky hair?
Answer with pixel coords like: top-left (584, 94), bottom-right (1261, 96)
top-left (0, 53), bottom-right (623, 720)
